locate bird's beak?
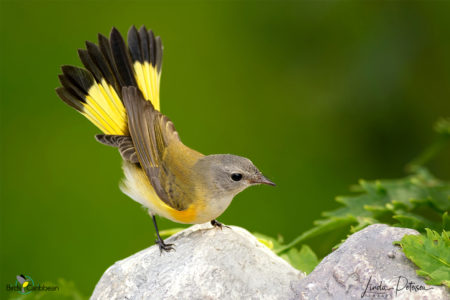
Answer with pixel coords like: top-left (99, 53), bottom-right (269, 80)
top-left (251, 174), bottom-right (276, 186)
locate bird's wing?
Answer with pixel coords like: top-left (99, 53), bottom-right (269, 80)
top-left (122, 86), bottom-right (200, 211)
top-left (95, 134), bottom-right (139, 163)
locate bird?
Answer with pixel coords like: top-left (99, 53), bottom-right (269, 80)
top-left (56, 26), bottom-right (275, 252)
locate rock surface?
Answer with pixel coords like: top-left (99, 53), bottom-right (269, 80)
top-left (295, 224), bottom-right (448, 300)
top-left (91, 223), bottom-right (304, 300)
top-left (91, 224), bottom-right (449, 300)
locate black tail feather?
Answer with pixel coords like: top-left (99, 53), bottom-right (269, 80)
top-left (110, 27), bottom-right (137, 87)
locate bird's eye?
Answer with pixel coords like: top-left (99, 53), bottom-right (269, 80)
top-left (231, 173), bottom-right (243, 181)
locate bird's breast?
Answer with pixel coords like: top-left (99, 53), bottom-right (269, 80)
top-left (186, 191), bottom-right (234, 224)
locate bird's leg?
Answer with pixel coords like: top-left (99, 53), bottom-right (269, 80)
top-left (152, 215), bottom-right (175, 253)
top-left (210, 219), bottom-right (230, 230)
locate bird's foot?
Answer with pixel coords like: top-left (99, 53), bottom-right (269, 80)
top-left (211, 219), bottom-right (231, 230)
top-left (155, 239), bottom-right (175, 253)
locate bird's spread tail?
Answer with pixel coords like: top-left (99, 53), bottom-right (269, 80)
top-left (56, 26), bottom-right (163, 135)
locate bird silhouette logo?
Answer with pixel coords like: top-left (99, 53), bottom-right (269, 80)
top-left (15, 274), bottom-right (34, 295)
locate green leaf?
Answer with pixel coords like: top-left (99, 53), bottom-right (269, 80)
top-left (393, 211), bottom-right (442, 232)
top-left (280, 245), bottom-right (319, 274)
top-left (252, 233), bottom-right (319, 273)
top-left (281, 168), bottom-right (450, 254)
top-left (443, 212), bottom-right (449, 231)
top-left (275, 216), bottom-right (357, 254)
top-left (394, 229), bottom-right (450, 287)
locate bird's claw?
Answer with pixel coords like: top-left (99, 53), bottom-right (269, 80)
top-left (211, 219), bottom-right (231, 230)
top-left (155, 239), bottom-right (175, 253)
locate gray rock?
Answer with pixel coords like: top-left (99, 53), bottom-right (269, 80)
top-left (92, 223), bottom-right (449, 300)
top-left (91, 223), bottom-right (304, 300)
top-left (294, 224), bottom-right (449, 300)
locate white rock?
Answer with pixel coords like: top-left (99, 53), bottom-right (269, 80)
top-left (91, 223), bottom-right (305, 300)
top-left (92, 223), bottom-right (449, 300)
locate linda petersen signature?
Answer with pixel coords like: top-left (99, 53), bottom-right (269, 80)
top-left (361, 276), bottom-right (433, 298)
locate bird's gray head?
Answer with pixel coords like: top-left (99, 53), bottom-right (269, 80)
top-left (193, 154), bottom-right (275, 199)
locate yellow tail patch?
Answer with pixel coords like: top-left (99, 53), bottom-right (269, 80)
top-left (82, 80), bottom-right (127, 135)
top-left (134, 61), bottom-right (161, 111)
top-left (57, 26), bottom-right (163, 135)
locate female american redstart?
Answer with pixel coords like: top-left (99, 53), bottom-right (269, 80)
top-left (56, 26), bottom-right (275, 252)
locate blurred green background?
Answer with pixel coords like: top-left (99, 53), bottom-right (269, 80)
top-left (1, 0), bottom-right (450, 298)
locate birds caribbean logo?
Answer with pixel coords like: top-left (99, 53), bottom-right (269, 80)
top-left (16, 274), bottom-right (34, 295)
top-left (56, 26), bottom-right (275, 252)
